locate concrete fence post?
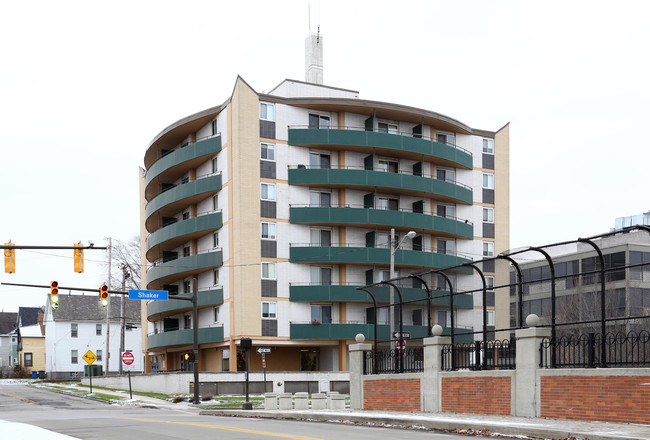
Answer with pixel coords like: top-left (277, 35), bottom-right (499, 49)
top-left (515, 321), bottom-right (551, 417)
top-left (349, 340), bottom-right (371, 410)
top-left (423, 333), bottom-right (451, 412)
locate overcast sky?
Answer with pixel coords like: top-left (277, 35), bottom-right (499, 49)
top-left (1, 0), bottom-right (649, 313)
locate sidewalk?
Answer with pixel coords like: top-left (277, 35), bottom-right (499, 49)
top-left (200, 408), bottom-right (650, 440)
top-left (37, 384), bottom-right (650, 440)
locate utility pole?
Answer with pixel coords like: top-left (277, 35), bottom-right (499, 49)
top-left (105, 237), bottom-right (111, 376)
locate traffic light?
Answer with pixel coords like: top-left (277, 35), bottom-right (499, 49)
top-left (50, 281), bottom-right (59, 310)
top-left (99, 284), bottom-right (109, 307)
top-left (74, 243), bottom-right (84, 273)
top-left (4, 242), bottom-right (15, 273)
top-left (183, 351), bottom-right (195, 362)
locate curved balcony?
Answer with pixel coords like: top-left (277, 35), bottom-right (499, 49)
top-left (288, 167), bottom-right (472, 205)
top-left (290, 205), bottom-right (472, 239)
top-left (145, 135), bottom-right (221, 201)
top-left (289, 284), bottom-right (473, 309)
top-left (289, 244), bottom-right (470, 269)
top-left (146, 250), bottom-right (222, 290)
top-left (146, 212), bottom-right (222, 261)
top-left (288, 128), bottom-right (472, 170)
top-left (145, 174), bottom-right (221, 232)
top-left (147, 325), bottom-right (224, 350)
top-left (289, 322), bottom-right (472, 342)
top-left (146, 288), bottom-right (224, 321)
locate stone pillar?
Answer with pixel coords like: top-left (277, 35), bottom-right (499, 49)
top-left (515, 322), bottom-right (551, 417)
top-left (294, 392), bottom-right (309, 410)
top-left (311, 393), bottom-right (326, 410)
top-left (278, 393), bottom-right (292, 410)
top-left (348, 339), bottom-right (371, 410)
top-left (422, 334), bottom-right (451, 412)
top-left (264, 393), bottom-right (278, 410)
top-left (329, 393), bottom-right (346, 410)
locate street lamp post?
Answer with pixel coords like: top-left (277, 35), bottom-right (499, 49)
top-left (389, 228), bottom-right (416, 348)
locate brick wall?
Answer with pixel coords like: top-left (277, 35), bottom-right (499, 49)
top-left (541, 375), bottom-right (650, 424)
top-left (441, 376), bottom-right (511, 415)
top-left (363, 378), bottom-right (421, 411)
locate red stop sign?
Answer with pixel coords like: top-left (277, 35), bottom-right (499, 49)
top-left (122, 352), bottom-right (134, 365)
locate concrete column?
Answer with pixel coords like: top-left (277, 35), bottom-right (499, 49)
top-left (294, 392), bottom-right (309, 410)
top-left (264, 393), bottom-right (278, 410)
top-left (311, 393), bottom-right (326, 410)
top-left (278, 393), bottom-right (292, 410)
top-left (348, 341), bottom-right (371, 410)
top-left (514, 325), bottom-right (551, 417)
top-left (422, 335), bottom-right (451, 412)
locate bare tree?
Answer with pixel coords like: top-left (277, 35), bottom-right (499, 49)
top-left (104, 236), bottom-right (141, 291)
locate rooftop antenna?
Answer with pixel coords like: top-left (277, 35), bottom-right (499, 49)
top-left (305, 0), bottom-right (323, 84)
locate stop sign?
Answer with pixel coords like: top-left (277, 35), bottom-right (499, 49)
top-left (122, 352), bottom-right (134, 365)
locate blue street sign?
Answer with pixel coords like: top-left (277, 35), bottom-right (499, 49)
top-left (128, 290), bottom-right (169, 301)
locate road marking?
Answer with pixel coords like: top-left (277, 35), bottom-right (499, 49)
top-left (0, 392), bottom-right (37, 404)
top-left (123, 418), bottom-right (323, 440)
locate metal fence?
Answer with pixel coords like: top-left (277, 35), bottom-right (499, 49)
top-left (363, 347), bottom-right (424, 374)
top-left (441, 339), bottom-right (516, 371)
top-left (540, 330), bottom-right (650, 368)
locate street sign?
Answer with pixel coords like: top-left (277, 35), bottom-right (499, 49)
top-left (83, 350), bottom-right (97, 365)
top-left (128, 289), bottom-right (168, 301)
top-left (393, 331), bottom-right (411, 339)
top-left (256, 347), bottom-right (271, 354)
top-left (122, 352), bottom-right (134, 365)
top-left (396, 340), bottom-right (407, 350)
top-left (262, 353), bottom-right (266, 368)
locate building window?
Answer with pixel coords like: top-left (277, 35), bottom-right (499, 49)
top-left (71, 323), bottom-right (78, 338)
top-left (311, 304), bottom-right (332, 323)
top-left (214, 306), bottom-right (220, 323)
top-left (378, 122), bottom-right (398, 134)
top-left (436, 310), bottom-right (456, 327)
top-left (482, 173), bottom-right (494, 189)
top-left (377, 196), bottom-right (398, 211)
top-left (436, 168), bottom-right (455, 183)
top-left (96, 324), bottom-right (102, 336)
top-left (436, 133), bottom-right (456, 146)
top-left (309, 191), bottom-right (331, 208)
top-left (213, 269), bottom-right (219, 285)
top-left (437, 204), bottom-right (455, 219)
top-left (261, 222), bottom-right (276, 240)
top-left (212, 157), bottom-right (218, 174)
top-left (310, 228), bottom-right (331, 247)
top-left (24, 353), bottom-right (33, 367)
top-left (213, 232), bottom-right (218, 248)
top-left (261, 262), bottom-right (276, 280)
top-left (97, 350), bottom-right (102, 361)
top-left (182, 211), bottom-right (190, 220)
top-left (184, 315), bottom-right (191, 329)
top-left (212, 194), bottom-right (218, 210)
top-left (310, 266), bottom-right (332, 285)
top-left (309, 113), bottom-right (330, 129)
top-left (261, 142), bottom-right (275, 161)
top-left (260, 102), bottom-right (274, 121)
top-left (436, 239), bottom-right (456, 255)
top-left (309, 152), bottom-right (330, 169)
top-left (486, 310), bottom-right (495, 326)
top-left (483, 242), bottom-right (495, 257)
top-left (483, 207), bottom-right (494, 223)
top-left (376, 232), bottom-right (390, 249)
top-left (412, 309), bottom-right (423, 326)
top-left (261, 183), bottom-right (276, 201)
top-left (377, 159), bottom-right (398, 173)
top-left (486, 276), bottom-right (495, 290)
top-left (483, 138), bottom-right (494, 154)
top-left (184, 280), bottom-right (191, 293)
top-left (262, 301), bottom-right (277, 319)
top-left (211, 119), bottom-right (217, 136)
top-left (71, 350), bottom-right (78, 364)
top-left (183, 246), bottom-right (190, 257)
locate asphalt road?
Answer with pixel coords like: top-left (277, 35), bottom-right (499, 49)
top-left (0, 382), bottom-right (471, 440)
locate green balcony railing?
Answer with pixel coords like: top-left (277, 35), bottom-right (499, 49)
top-left (289, 284), bottom-right (473, 309)
top-left (145, 212), bottom-right (222, 259)
top-left (289, 322), bottom-right (473, 342)
top-left (289, 128), bottom-right (472, 169)
top-left (145, 136), bottom-right (222, 191)
top-left (147, 251), bottom-right (222, 287)
top-left (290, 206), bottom-right (472, 239)
top-left (147, 288), bottom-right (224, 320)
top-left (288, 168), bottom-right (472, 205)
top-left (290, 245), bottom-right (469, 268)
top-left (147, 326), bottom-right (224, 349)
top-left (145, 174), bottom-right (222, 228)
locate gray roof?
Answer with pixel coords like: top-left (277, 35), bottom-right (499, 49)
top-left (17, 307), bottom-right (41, 327)
top-left (51, 294), bottom-right (141, 323)
top-left (0, 312), bottom-right (17, 335)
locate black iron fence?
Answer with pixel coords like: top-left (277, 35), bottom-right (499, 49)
top-left (540, 330), bottom-right (650, 368)
top-left (363, 347), bottom-right (424, 374)
top-left (441, 339), bottom-right (516, 371)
